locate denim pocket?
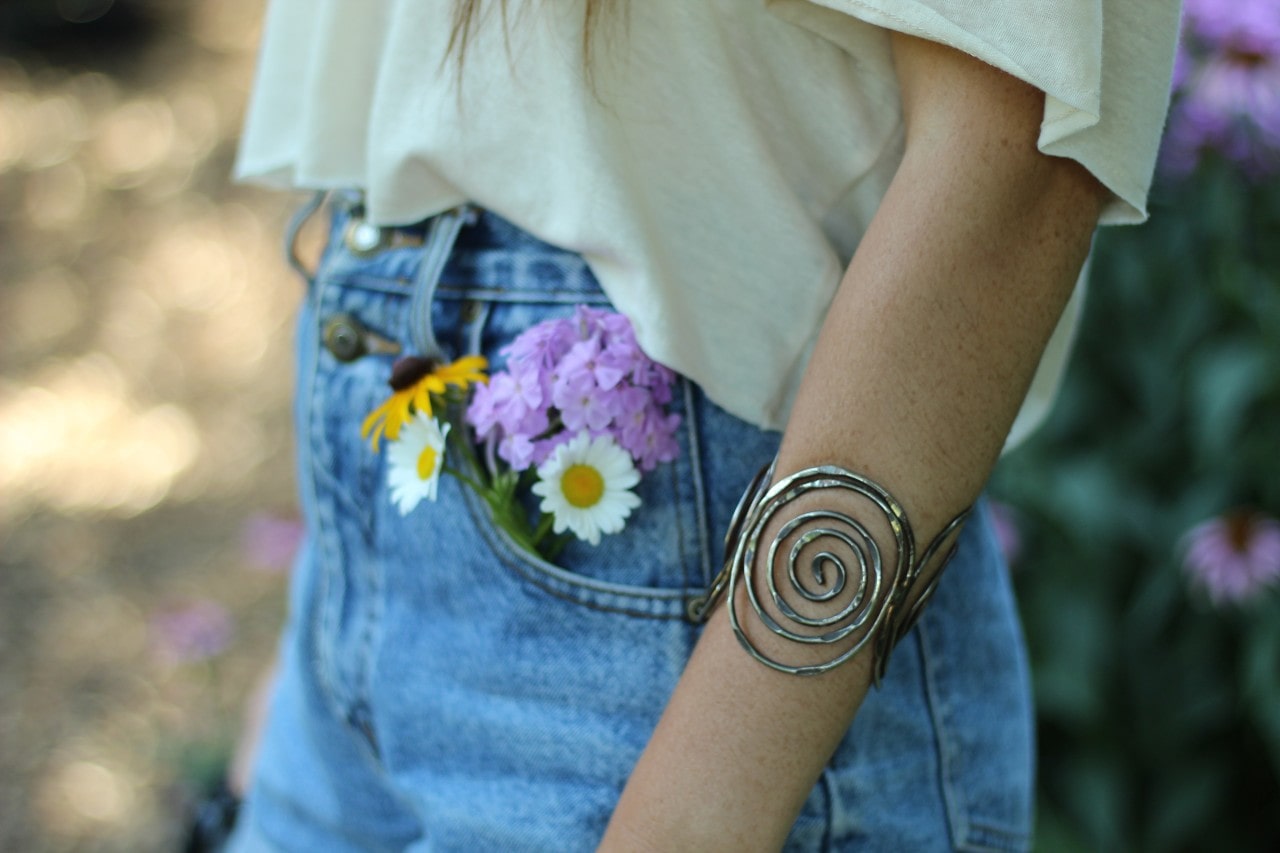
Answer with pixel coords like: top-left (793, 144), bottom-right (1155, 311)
top-left (303, 212), bottom-right (721, 621)
top-left (462, 295), bottom-right (714, 620)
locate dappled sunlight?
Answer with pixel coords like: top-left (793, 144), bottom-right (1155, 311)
top-left (24, 158), bottom-right (91, 228)
top-left (2, 266), bottom-right (86, 353)
top-left (1, 89), bottom-right (88, 171)
top-left (0, 2), bottom-right (305, 849)
top-left (94, 97), bottom-right (176, 184)
top-left (36, 759), bottom-right (139, 837)
top-left (0, 355), bottom-right (200, 517)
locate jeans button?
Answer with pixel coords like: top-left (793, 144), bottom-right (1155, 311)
top-left (322, 313), bottom-right (368, 362)
top-left (344, 219), bottom-right (387, 256)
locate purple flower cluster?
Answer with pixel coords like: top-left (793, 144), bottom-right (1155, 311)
top-left (467, 306), bottom-right (680, 472)
top-left (1162, 0), bottom-right (1280, 176)
top-left (1182, 510), bottom-right (1280, 605)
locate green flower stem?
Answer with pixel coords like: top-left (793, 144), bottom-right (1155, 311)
top-left (531, 511), bottom-right (556, 546)
top-left (440, 464), bottom-right (483, 495)
top-left (436, 392), bottom-right (550, 561)
top-left (544, 532), bottom-right (572, 562)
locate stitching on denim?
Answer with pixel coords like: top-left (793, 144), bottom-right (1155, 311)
top-left (331, 274), bottom-right (418, 295)
top-left (355, 549), bottom-right (382, 729)
top-left (313, 276), bottom-right (387, 721)
top-left (308, 276), bottom-right (353, 722)
top-left (473, 508), bottom-right (688, 620)
top-left (955, 827), bottom-right (1032, 853)
top-left (962, 504), bottom-right (1034, 850)
top-left (476, 500), bottom-right (694, 601)
top-left (459, 484), bottom-right (694, 620)
top-left (658, 452), bottom-right (684, 593)
top-left (295, 296), bottom-right (340, 720)
top-left (307, 461), bottom-right (378, 530)
top-left (457, 467), bottom-right (692, 600)
top-left (917, 618), bottom-right (969, 849)
top-left (683, 380), bottom-right (713, 587)
top-left (321, 274), bottom-right (613, 303)
top-left (496, 554), bottom-right (685, 620)
top-left (668, 387), bottom-right (691, 595)
top-left (437, 286), bottom-right (611, 304)
top-left (919, 511), bottom-right (1033, 853)
top-left (818, 768), bottom-right (835, 853)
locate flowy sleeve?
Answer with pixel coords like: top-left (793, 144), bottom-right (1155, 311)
top-left (769, 0), bottom-right (1182, 224)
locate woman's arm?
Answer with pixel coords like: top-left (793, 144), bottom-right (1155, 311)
top-left (599, 32), bottom-right (1107, 852)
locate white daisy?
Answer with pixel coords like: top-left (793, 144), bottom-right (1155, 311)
top-left (386, 413), bottom-right (451, 516)
top-left (531, 432), bottom-right (641, 545)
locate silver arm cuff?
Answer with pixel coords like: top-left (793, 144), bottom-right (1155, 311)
top-left (691, 462), bottom-right (971, 683)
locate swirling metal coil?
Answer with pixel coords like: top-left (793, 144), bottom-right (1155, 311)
top-left (697, 462), bottom-right (971, 682)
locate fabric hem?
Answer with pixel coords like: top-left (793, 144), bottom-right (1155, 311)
top-left (795, 0), bottom-right (1101, 116)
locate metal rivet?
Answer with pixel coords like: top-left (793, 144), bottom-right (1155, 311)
top-left (685, 595), bottom-right (708, 624)
top-left (344, 219), bottom-right (387, 256)
top-left (322, 313), bottom-right (368, 362)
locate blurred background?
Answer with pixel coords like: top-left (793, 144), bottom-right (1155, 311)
top-left (1, 1), bottom-right (300, 849)
top-left (0, 0), bottom-right (1277, 851)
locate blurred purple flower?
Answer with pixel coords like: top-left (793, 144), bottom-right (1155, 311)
top-left (240, 513), bottom-right (304, 573)
top-left (150, 600), bottom-right (235, 665)
top-left (987, 500), bottom-right (1023, 567)
top-left (1162, 0), bottom-right (1280, 176)
top-left (1182, 511), bottom-right (1280, 605)
top-left (1184, 0), bottom-right (1280, 55)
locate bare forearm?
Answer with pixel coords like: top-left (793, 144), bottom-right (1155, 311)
top-left (778, 53), bottom-right (1104, 536)
top-left (601, 34), bottom-right (1105, 852)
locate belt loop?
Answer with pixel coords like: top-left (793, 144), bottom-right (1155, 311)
top-left (284, 190), bottom-right (328, 285)
top-left (461, 299), bottom-right (492, 356)
top-left (410, 204), bottom-right (477, 359)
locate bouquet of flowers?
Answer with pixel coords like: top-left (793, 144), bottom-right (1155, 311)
top-left (362, 306), bottom-right (680, 558)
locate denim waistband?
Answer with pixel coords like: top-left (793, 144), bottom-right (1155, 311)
top-left (304, 191), bottom-right (606, 307)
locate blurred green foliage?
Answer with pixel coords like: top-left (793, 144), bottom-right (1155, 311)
top-left (993, 159), bottom-right (1280, 852)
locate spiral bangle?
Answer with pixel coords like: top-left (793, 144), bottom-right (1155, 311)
top-left (692, 462), bottom-right (971, 683)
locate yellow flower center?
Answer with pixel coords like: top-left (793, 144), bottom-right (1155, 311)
top-left (416, 445), bottom-right (439, 481)
top-left (562, 464), bottom-right (605, 508)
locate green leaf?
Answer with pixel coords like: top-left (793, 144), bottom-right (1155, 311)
top-left (1188, 340), bottom-right (1270, 460)
top-left (1035, 798), bottom-right (1095, 853)
top-left (1058, 751), bottom-right (1131, 850)
top-left (1144, 762), bottom-right (1230, 852)
top-left (1025, 572), bottom-right (1112, 725)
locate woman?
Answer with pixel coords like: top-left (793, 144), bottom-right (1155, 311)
top-left (228, 1), bottom-right (1179, 850)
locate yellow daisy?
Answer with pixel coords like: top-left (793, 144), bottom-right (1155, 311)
top-left (362, 354), bottom-right (487, 451)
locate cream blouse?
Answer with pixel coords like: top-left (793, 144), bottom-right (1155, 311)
top-left (236, 0), bottom-right (1180, 439)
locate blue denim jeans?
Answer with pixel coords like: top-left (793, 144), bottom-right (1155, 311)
top-left (228, 196), bottom-right (1035, 852)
